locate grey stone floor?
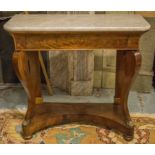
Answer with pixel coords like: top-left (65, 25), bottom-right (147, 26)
top-left (0, 83), bottom-right (155, 114)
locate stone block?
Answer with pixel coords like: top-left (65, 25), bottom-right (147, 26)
top-left (141, 53), bottom-right (155, 71)
top-left (94, 50), bottom-right (103, 71)
top-left (68, 51), bottom-right (94, 95)
top-left (70, 80), bottom-right (93, 96)
top-left (102, 71), bottom-right (115, 89)
top-left (103, 50), bottom-right (116, 69)
top-left (48, 51), bottom-right (69, 91)
top-left (132, 74), bottom-right (153, 93)
top-left (93, 71), bottom-right (102, 88)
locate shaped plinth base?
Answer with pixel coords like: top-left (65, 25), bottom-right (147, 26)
top-left (22, 102), bottom-right (134, 141)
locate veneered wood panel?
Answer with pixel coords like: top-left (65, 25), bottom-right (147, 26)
top-left (13, 32), bottom-right (140, 50)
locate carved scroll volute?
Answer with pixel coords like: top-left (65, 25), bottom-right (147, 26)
top-left (115, 50), bottom-right (142, 121)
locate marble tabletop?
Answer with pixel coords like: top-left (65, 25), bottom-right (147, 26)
top-left (4, 14), bottom-right (151, 32)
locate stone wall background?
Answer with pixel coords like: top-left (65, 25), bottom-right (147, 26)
top-left (47, 11), bottom-right (155, 95)
top-left (0, 11), bottom-right (155, 94)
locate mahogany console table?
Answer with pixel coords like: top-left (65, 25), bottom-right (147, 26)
top-left (4, 14), bottom-right (150, 141)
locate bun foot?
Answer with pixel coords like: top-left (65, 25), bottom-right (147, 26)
top-left (21, 129), bottom-right (33, 140)
top-left (21, 119), bottom-right (33, 140)
top-left (123, 134), bottom-right (133, 141)
top-left (22, 134), bottom-right (33, 140)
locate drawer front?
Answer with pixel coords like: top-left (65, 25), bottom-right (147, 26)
top-left (13, 32), bottom-right (140, 51)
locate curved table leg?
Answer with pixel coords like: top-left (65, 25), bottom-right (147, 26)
top-left (13, 51), bottom-right (42, 139)
top-left (13, 50), bottom-right (141, 141)
top-left (114, 50), bottom-right (141, 141)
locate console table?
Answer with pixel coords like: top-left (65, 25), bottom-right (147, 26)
top-left (4, 14), bottom-right (150, 141)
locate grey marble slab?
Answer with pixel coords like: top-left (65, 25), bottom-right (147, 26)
top-left (4, 14), bottom-right (150, 32)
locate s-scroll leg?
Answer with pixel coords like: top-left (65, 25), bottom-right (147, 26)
top-left (114, 50), bottom-right (141, 140)
top-left (13, 51), bottom-right (43, 139)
